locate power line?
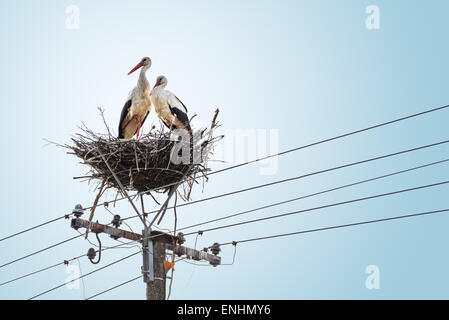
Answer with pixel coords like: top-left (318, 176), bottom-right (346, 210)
top-left (208, 104), bottom-right (449, 176)
top-left (0, 234), bottom-right (83, 269)
top-left (0, 214), bottom-right (71, 243)
top-left (85, 275), bottom-right (141, 300)
top-left (183, 179), bottom-right (449, 236)
top-left (128, 179), bottom-right (449, 247)
top-left (217, 208), bottom-right (449, 246)
top-left (85, 209), bottom-right (448, 299)
top-left (35, 208), bottom-right (447, 299)
top-left (28, 251), bottom-right (140, 300)
top-left (0, 239), bottom-right (142, 287)
top-left (0, 261), bottom-right (64, 287)
top-left (123, 138), bottom-right (449, 222)
top-left (177, 158), bottom-right (449, 231)
top-left (84, 104), bottom-right (449, 212)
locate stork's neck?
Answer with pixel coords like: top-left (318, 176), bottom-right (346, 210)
top-left (137, 66), bottom-right (150, 93)
top-left (150, 84), bottom-right (166, 95)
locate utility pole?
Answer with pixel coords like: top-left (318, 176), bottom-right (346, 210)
top-left (71, 215), bottom-right (221, 300)
top-left (146, 240), bottom-right (166, 300)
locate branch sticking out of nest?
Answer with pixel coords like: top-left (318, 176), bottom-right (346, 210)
top-left (64, 109), bottom-right (222, 202)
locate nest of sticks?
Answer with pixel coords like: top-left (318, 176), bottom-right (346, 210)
top-left (63, 109), bottom-right (222, 201)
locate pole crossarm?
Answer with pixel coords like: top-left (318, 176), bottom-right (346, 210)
top-left (69, 218), bottom-right (220, 265)
top-left (71, 218), bottom-right (142, 242)
top-left (70, 216), bottom-right (221, 300)
top-left (166, 243), bottom-right (221, 266)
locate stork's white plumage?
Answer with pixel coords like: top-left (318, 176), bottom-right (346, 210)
top-left (118, 57), bottom-right (152, 139)
top-left (150, 75), bottom-right (191, 133)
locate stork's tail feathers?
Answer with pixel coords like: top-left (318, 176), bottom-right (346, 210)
top-left (189, 127), bottom-right (194, 165)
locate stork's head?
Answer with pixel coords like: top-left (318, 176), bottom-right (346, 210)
top-left (128, 57), bottom-right (152, 75)
top-left (153, 75), bottom-right (168, 89)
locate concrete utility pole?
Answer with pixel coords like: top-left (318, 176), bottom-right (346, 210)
top-left (71, 216), bottom-right (221, 300)
top-left (146, 241), bottom-right (166, 300)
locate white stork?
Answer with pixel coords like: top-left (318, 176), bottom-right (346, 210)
top-left (118, 57), bottom-right (152, 139)
top-left (150, 75), bottom-right (191, 134)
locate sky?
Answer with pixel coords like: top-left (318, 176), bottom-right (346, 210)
top-left (1, 0), bottom-right (449, 300)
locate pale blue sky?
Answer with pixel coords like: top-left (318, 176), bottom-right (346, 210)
top-left (1, 0), bottom-right (449, 299)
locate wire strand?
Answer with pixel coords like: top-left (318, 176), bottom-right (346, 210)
top-left (208, 104), bottom-right (449, 176)
top-left (28, 251), bottom-right (140, 300)
top-left (0, 239), bottom-right (142, 287)
top-left (121, 179), bottom-right (449, 247)
top-left (85, 275), bottom-right (141, 300)
top-left (0, 261), bottom-right (64, 287)
top-left (185, 179), bottom-right (449, 236)
top-left (0, 214), bottom-right (71, 243)
top-left (0, 234), bottom-right (83, 269)
top-left (177, 157), bottom-right (449, 231)
top-left (217, 208), bottom-right (449, 246)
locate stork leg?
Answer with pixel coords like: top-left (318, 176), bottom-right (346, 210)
top-left (134, 115), bottom-right (142, 140)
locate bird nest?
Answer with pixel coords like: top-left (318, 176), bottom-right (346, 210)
top-left (62, 109), bottom-right (222, 200)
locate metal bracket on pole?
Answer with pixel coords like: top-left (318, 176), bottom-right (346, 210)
top-left (142, 227), bottom-right (154, 282)
top-left (149, 164), bottom-right (195, 227)
top-left (149, 186), bottom-right (177, 227)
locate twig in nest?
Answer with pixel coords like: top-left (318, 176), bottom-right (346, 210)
top-left (146, 191), bottom-right (160, 206)
top-left (85, 180), bottom-right (106, 239)
top-left (98, 107), bottom-right (113, 138)
top-left (98, 150), bottom-right (146, 226)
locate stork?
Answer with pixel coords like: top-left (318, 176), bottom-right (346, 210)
top-left (118, 57), bottom-right (152, 139)
top-left (150, 75), bottom-right (191, 134)
top-left (149, 75), bottom-right (194, 226)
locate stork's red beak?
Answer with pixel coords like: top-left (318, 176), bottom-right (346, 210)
top-left (128, 62), bottom-right (143, 75)
top-left (153, 82), bottom-right (160, 88)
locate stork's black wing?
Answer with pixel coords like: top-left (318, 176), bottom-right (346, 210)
top-left (118, 99), bottom-right (132, 139)
top-left (174, 94), bottom-right (188, 113)
top-left (168, 103), bottom-right (190, 130)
